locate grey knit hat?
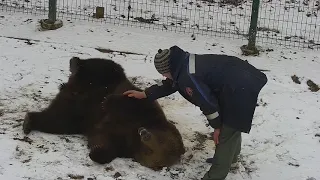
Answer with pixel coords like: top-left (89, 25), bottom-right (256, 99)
top-left (154, 48), bottom-right (171, 74)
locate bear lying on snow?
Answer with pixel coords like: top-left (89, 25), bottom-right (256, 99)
top-left (22, 57), bottom-right (185, 170)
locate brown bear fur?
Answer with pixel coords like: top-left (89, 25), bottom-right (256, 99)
top-left (23, 57), bottom-right (185, 170)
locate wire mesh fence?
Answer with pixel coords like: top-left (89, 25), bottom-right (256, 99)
top-left (1, 0), bottom-right (319, 49)
top-left (257, 0), bottom-right (320, 49)
top-left (0, 0), bottom-right (48, 17)
top-left (56, 0), bottom-right (253, 41)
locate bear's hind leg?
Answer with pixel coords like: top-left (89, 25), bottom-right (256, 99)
top-left (23, 111), bottom-right (84, 135)
top-left (23, 113), bottom-right (33, 134)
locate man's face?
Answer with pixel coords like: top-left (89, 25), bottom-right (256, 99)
top-left (162, 72), bottom-right (172, 80)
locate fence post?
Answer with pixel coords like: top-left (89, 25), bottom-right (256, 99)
top-left (39, 0), bottom-right (63, 30)
top-left (240, 0), bottom-right (260, 56)
top-left (48, 0), bottom-right (57, 22)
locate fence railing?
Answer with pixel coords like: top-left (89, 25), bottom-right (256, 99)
top-left (1, 0), bottom-right (319, 51)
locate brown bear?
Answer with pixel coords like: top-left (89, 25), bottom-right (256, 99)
top-left (22, 57), bottom-right (185, 170)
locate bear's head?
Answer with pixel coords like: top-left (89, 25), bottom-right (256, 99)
top-left (68, 57), bottom-right (127, 88)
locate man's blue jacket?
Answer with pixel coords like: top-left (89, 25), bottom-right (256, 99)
top-left (145, 46), bottom-right (267, 133)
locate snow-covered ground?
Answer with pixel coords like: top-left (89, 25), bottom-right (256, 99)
top-left (0, 11), bottom-right (320, 180)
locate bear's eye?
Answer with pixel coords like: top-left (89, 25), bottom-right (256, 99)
top-left (158, 137), bottom-right (165, 144)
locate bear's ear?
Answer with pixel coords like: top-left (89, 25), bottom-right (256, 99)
top-left (69, 57), bottom-right (81, 74)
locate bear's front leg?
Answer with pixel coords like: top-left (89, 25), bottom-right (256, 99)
top-left (87, 130), bottom-right (117, 164)
top-left (89, 145), bottom-right (117, 164)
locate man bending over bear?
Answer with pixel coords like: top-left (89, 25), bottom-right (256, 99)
top-left (123, 45), bottom-right (267, 180)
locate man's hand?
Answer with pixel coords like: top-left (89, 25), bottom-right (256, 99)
top-left (123, 90), bottom-right (147, 99)
top-left (213, 128), bottom-right (221, 145)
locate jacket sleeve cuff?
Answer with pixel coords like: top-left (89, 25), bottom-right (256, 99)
top-left (144, 87), bottom-right (156, 101)
top-left (205, 112), bottom-right (222, 129)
